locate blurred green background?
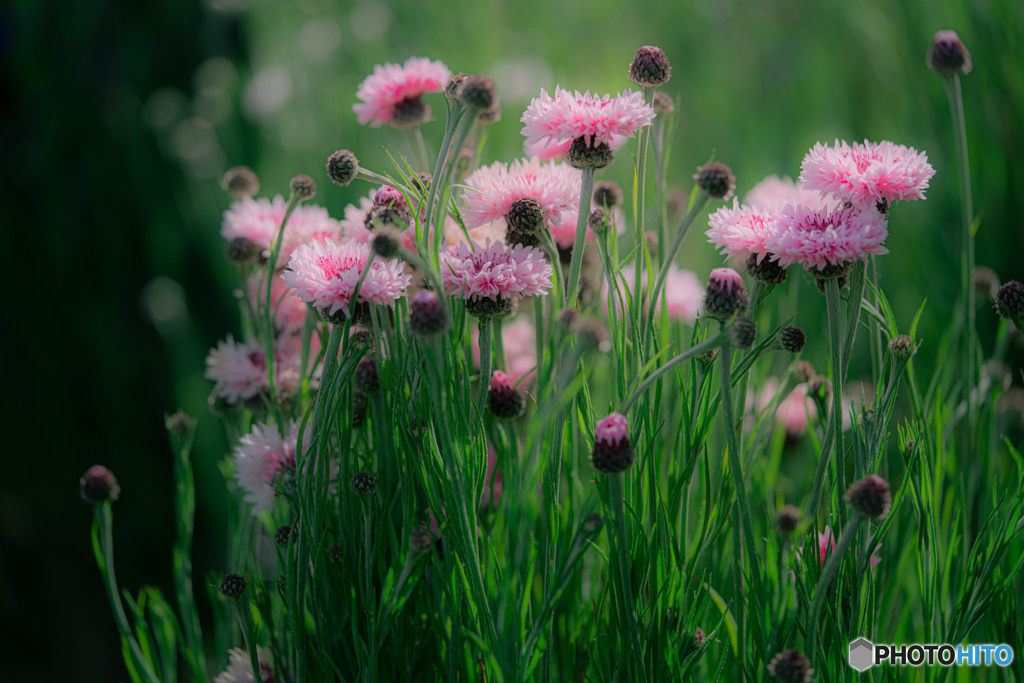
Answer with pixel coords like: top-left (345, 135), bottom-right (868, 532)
top-left (3, 0), bottom-right (1022, 679)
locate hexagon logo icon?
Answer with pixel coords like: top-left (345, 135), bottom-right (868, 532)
top-left (848, 638), bottom-right (875, 672)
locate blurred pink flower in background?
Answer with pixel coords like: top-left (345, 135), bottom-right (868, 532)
top-left (352, 57), bottom-right (451, 128)
top-left (520, 87), bottom-right (655, 151)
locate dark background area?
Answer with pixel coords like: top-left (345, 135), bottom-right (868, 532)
top-left (2, 0), bottom-right (1022, 679)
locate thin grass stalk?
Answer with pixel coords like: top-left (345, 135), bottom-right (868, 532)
top-left (406, 127), bottom-right (430, 173)
top-left (807, 515), bottom-right (862, 667)
top-left (564, 167), bottom-right (596, 308)
top-left (630, 89), bottom-right (655, 330)
top-left (477, 318), bottom-right (492, 412)
top-left (423, 104), bottom-right (464, 250)
top-left (609, 472), bottom-right (647, 679)
top-left (233, 596), bottom-right (264, 683)
top-left (170, 426), bottom-right (207, 682)
top-left (262, 194), bottom-right (301, 401)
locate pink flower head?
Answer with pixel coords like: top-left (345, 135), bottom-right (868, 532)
top-left (461, 157), bottom-right (581, 230)
top-left (233, 420), bottom-right (309, 514)
top-left (520, 86), bottom-right (656, 151)
top-left (766, 204), bottom-right (889, 271)
top-left (489, 370), bottom-right (514, 392)
top-left (247, 273), bottom-right (308, 335)
top-left (708, 267), bottom-right (745, 294)
top-left (373, 185), bottom-right (409, 209)
top-left (214, 646), bottom-right (274, 683)
top-left (800, 139), bottom-right (935, 209)
top-left (745, 175), bottom-right (832, 212)
top-left (205, 335), bottom-right (304, 404)
top-left (594, 412), bottom-right (630, 447)
top-left (442, 239), bottom-right (553, 302)
top-left (705, 201), bottom-right (779, 263)
top-left (776, 384), bottom-right (816, 438)
top-left (222, 195), bottom-right (341, 268)
top-left (471, 314), bottom-right (538, 385)
top-left (282, 238), bottom-right (412, 318)
top-left (352, 57), bottom-right (451, 128)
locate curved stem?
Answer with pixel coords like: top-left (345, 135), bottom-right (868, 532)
top-left (618, 331), bottom-right (725, 414)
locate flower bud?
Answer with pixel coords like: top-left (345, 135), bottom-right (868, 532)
top-left (459, 74), bottom-right (499, 113)
top-left (583, 513), bottom-right (604, 534)
top-left (704, 267), bottom-right (747, 320)
top-left (219, 573), bottom-right (247, 600)
top-left (728, 317), bottom-right (757, 349)
top-left (409, 525), bottom-right (433, 554)
top-left (465, 295), bottom-right (514, 320)
top-left (289, 175), bottom-right (316, 201)
top-left (590, 413), bottom-right (634, 474)
top-left (355, 357), bottom-right (380, 393)
top-left (164, 410), bottom-right (193, 436)
top-left (593, 181), bottom-right (623, 209)
top-left (390, 96), bottom-right (430, 128)
top-left (628, 45), bottom-right (672, 88)
top-left (80, 465), bottom-right (121, 505)
top-left (774, 505), bottom-right (801, 534)
top-left (888, 334), bottom-right (914, 360)
top-left (409, 290), bottom-right (450, 336)
top-left (779, 326), bottom-right (806, 354)
top-left (225, 236), bottom-right (260, 264)
top-left (487, 370), bottom-right (526, 419)
top-left (693, 161), bottom-right (736, 201)
top-left (326, 150), bottom-right (359, 187)
top-left (807, 375), bottom-right (831, 403)
top-left (845, 474), bottom-right (892, 520)
top-left (507, 197), bottom-right (545, 233)
top-left (372, 231), bottom-right (400, 258)
top-left (792, 360), bottom-right (815, 384)
top-left (275, 525), bottom-right (293, 547)
top-left (223, 166), bottom-right (260, 199)
top-left (351, 471), bottom-right (376, 495)
top-left (652, 91), bottom-right (675, 117)
top-left (767, 649), bottom-right (813, 682)
top-left (588, 208), bottom-right (609, 236)
top-left (996, 281), bottom-right (1024, 325)
top-left (926, 30), bottom-right (972, 76)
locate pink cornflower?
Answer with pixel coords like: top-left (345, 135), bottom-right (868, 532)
top-left (442, 239), bottom-right (553, 315)
top-left (233, 420), bottom-right (309, 514)
top-left (214, 647), bottom-right (274, 683)
top-left (705, 201), bottom-right (779, 264)
top-left (524, 134), bottom-right (630, 161)
top-left (352, 57), bottom-right (451, 128)
top-left (520, 86), bottom-right (656, 152)
top-left (608, 265), bottom-right (702, 325)
top-left (222, 195), bottom-right (341, 268)
top-left (282, 238), bottom-right (412, 319)
top-left (744, 175), bottom-right (832, 212)
top-left (205, 335), bottom-right (304, 405)
top-left (766, 204), bottom-right (889, 271)
top-left (776, 384), bottom-right (816, 439)
top-left (471, 314), bottom-right (538, 385)
top-left (246, 274), bottom-right (309, 335)
top-left (461, 158), bottom-right (581, 230)
top-left (800, 139), bottom-right (935, 210)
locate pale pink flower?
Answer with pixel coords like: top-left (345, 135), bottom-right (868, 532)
top-left (471, 314), bottom-right (537, 385)
top-left (214, 647), bottom-right (274, 683)
top-left (461, 157), bottom-right (581, 230)
top-left (222, 195), bottom-right (341, 268)
top-left (745, 175), bottom-right (831, 212)
top-left (520, 86), bottom-right (656, 151)
top-left (352, 57), bottom-right (451, 128)
top-left (766, 204), bottom-right (889, 271)
top-left (205, 335), bottom-right (304, 404)
top-left (705, 200), bottom-right (779, 263)
top-left (441, 239), bottom-right (553, 302)
top-left (608, 265), bottom-right (702, 324)
top-left (800, 139), bottom-right (935, 209)
top-left (595, 412), bottom-right (630, 446)
top-left (776, 384), bottom-right (816, 438)
top-left (233, 420), bottom-right (309, 514)
top-left (246, 274), bottom-right (308, 335)
top-left (282, 238), bottom-right (412, 318)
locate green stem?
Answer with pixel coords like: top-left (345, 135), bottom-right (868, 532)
top-left (263, 194), bottom-right (302, 401)
top-left (406, 126), bottom-right (430, 173)
top-left (826, 277), bottom-right (845, 503)
top-left (644, 193), bottom-right (710, 349)
top-left (609, 472), bottom-right (647, 678)
top-left (631, 90), bottom-right (654, 331)
top-left (234, 597), bottom-right (263, 683)
top-left (431, 113), bottom-right (476, 265)
top-left (170, 427), bottom-right (206, 682)
top-left (564, 167), bottom-right (596, 308)
top-left (477, 318), bottom-right (492, 413)
top-left (807, 516), bottom-right (863, 664)
top-left (93, 504), bottom-right (161, 683)
top-left (944, 75), bottom-right (975, 438)
top-left (424, 105), bottom-right (465, 255)
top-left (718, 343), bottom-right (767, 647)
